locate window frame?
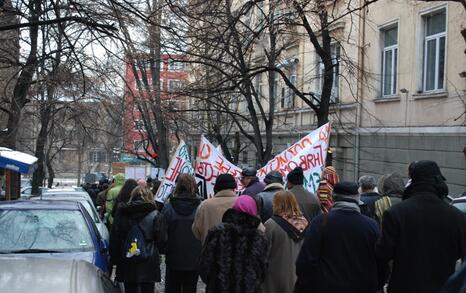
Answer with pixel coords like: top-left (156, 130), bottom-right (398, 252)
top-left (316, 44), bottom-right (340, 103)
top-left (420, 6), bottom-right (447, 93)
top-left (381, 24), bottom-right (399, 97)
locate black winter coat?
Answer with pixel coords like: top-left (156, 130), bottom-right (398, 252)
top-left (360, 191), bottom-right (381, 220)
top-left (376, 182), bottom-right (466, 293)
top-left (111, 199), bottom-right (167, 283)
top-left (200, 209), bottom-right (268, 293)
top-left (161, 193), bottom-right (202, 271)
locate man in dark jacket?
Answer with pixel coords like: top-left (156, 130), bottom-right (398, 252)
top-left (162, 185), bottom-right (202, 293)
top-left (240, 167), bottom-right (265, 197)
top-left (287, 167), bottom-right (321, 221)
top-left (257, 170), bottom-right (285, 222)
top-left (376, 160), bottom-right (466, 293)
top-left (295, 181), bottom-right (380, 293)
top-left (358, 175), bottom-right (381, 220)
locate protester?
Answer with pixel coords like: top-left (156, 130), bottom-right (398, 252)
top-left (162, 174), bottom-right (202, 293)
top-left (262, 191), bottom-right (308, 293)
top-left (358, 175), bottom-right (381, 219)
top-left (374, 173), bottom-right (404, 223)
top-left (295, 181), bottom-right (380, 293)
top-left (111, 179), bottom-right (138, 220)
top-left (192, 173), bottom-right (237, 243)
top-left (287, 167), bottom-right (321, 222)
top-left (240, 167), bottom-right (265, 197)
top-left (105, 173), bottom-right (125, 226)
top-left (200, 195), bottom-right (268, 293)
top-left (258, 170), bottom-right (285, 222)
top-left (111, 186), bottom-right (167, 293)
top-left (317, 166), bottom-right (339, 213)
top-left (97, 183), bottom-right (109, 219)
top-left (376, 160), bottom-right (466, 293)
top-left (137, 179), bottom-right (147, 188)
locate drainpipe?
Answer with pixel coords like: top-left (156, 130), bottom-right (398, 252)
top-left (353, 0), bottom-right (367, 181)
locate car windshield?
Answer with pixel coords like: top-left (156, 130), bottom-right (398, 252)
top-left (0, 209), bottom-right (94, 253)
top-left (452, 202), bottom-right (466, 217)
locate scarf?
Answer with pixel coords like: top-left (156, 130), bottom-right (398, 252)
top-left (272, 215), bottom-right (308, 242)
top-left (332, 197), bottom-right (361, 213)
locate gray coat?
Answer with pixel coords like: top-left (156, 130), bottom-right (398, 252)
top-left (289, 185), bottom-right (321, 221)
top-left (257, 183), bottom-right (285, 222)
top-left (261, 218), bottom-right (304, 293)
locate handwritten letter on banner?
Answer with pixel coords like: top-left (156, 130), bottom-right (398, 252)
top-left (155, 140), bottom-right (194, 203)
top-left (195, 136), bottom-right (243, 199)
top-left (258, 123), bottom-right (331, 193)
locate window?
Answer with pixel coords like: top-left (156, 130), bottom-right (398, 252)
top-left (168, 80), bottom-right (182, 91)
top-left (242, 151), bottom-right (248, 164)
top-left (89, 151), bottom-right (107, 163)
top-left (381, 25), bottom-right (398, 96)
top-left (255, 74), bottom-right (263, 99)
top-left (160, 79), bottom-right (164, 90)
top-left (168, 61), bottom-right (185, 71)
top-left (134, 120), bottom-right (145, 131)
top-left (134, 140), bottom-right (146, 152)
top-left (282, 65), bottom-right (296, 109)
top-left (317, 44), bottom-right (340, 102)
top-left (422, 9), bottom-right (446, 92)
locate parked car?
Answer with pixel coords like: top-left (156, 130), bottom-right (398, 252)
top-left (0, 200), bottom-right (109, 273)
top-left (451, 195), bottom-right (466, 217)
top-left (31, 194), bottom-right (110, 243)
top-left (0, 256), bottom-right (120, 293)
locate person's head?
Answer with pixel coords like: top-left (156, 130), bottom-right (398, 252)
top-left (232, 195), bottom-right (258, 216)
top-left (151, 179), bottom-right (161, 195)
top-left (287, 167), bottom-right (304, 189)
top-left (407, 160), bottom-right (448, 197)
top-left (137, 179), bottom-right (147, 188)
top-left (129, 186), bottom-right (154, 203)
top-left (214, 173), bottom-right (237, 193)
top-left (146, 177), bottom-right (153, 188)
top-left (333, 181), bottom-right (360, 202)
top-left (174, 173), bottom-right (198, 197)
top-left (377, 173), bottom-right (404, 198)
top-left (240, 167), bottom-right (257, 187)
top-left (358, 175), bottom-right (377, 193)
top-left (264, 170), bottom-right (283, 186)
top-left (113, 173), bottom-right (125, 186)
top-left (272, 190), bottom-right (303, 218)
top-left (116, 179), bottom-right (138, 203)
top-left (91, 183), bottom-right (98, 189)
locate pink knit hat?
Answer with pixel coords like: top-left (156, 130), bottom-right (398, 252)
top-left (233, 195), bottom-right (258, 216)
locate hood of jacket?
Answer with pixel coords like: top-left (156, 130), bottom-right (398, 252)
top-left (403, 180), bottom-right (448, 200)
top-left (113, 173), bottom-right (125, 187)
top-left (170, 194), bottom-right (201, 216)
top-left (378, 173), bottom-right (405, 198)
top-left (222, 208), bottom-right (261, 230)
top-left (264, 182), bottom-right (284, 192)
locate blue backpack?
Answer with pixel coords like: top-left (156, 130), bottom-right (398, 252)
top-left (122, 215), bottom-right (154, 262)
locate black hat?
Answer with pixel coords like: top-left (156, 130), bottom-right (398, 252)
top-left (241, 167), bottom-right (257, 177)
top-left (333, 181), bottom-right (359, 196)
top-left (287, 167), bottom-right (304, 185)
top-left (214, 173), bottom-right (237, 193)
top-left (264, 170), bottom-right (283, 185)
top-left (409, 160), bottom-right (446, 183)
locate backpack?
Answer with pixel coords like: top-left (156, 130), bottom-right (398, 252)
top-left (122, 214), bottom-right (154, 262)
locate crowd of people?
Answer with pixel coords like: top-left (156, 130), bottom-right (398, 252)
top-left (89, 160), bottom-right (466, 293)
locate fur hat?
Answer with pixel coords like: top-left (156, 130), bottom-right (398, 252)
top-left (264, 170), bottom-right (283, 185)
top-left (287, 167), bottom-right (304, 185)
top-left (214, 173), bottom-right (237, 193)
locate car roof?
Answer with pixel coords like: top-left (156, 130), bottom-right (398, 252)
top-left (0, 256), bottom-right (109, 293)
top-left (452, 196), bottom-right (466, 203)
top-left (0, 200), bottom-right (81, 210)
top-left (42, 190), bottom-right (90, 196)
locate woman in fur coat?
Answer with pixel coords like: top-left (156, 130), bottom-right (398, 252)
top-left (200, 195), bottom-right (268, 293)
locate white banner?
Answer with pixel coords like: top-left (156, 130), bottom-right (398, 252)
top-left (195, 136), bottom-right (243, 199)
top-left (258, 123), bottom-right (331, 193)
top-left (155, 140), bottom-right (194, 203)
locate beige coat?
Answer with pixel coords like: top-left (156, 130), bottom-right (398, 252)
top-left (261, 218), bottom-right (304, 293)
top-left (192, 189), bottom-right (236, 243)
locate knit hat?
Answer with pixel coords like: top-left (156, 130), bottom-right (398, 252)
top-left (287, 167), bottom-right (304, 185)
top-left (333, 181), bottom-right (359, 196)
top-left (214, 173), bottom-right (237, 193)
top-left (233, 195), bottom-right (258, 216)
top-left (241, 167), bottom-right (257, 177)
top-left (408, 160), bottom-right (446, 183)
top-left (264, 170), bottom-right (284, 185)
